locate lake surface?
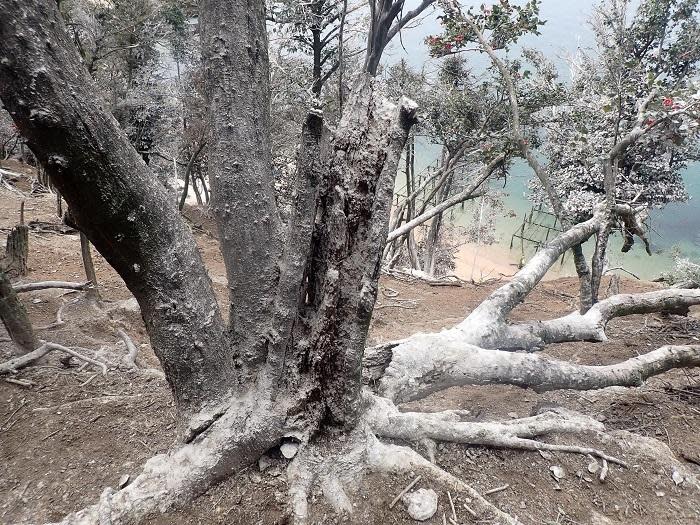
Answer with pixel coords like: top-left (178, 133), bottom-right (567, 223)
top-left (390, 0), bottom-right (698, 280)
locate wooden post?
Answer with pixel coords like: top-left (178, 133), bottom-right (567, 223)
top-left (0, 269), bottom-right (39, 355)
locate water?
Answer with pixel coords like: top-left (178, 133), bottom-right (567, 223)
top-left (389, 0), bottom-right (699, 280)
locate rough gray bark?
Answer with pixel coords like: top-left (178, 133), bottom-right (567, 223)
top-left (0, 0), bottom-right (230, 413)
top-left (0, 269), bottom-right (39, 354)
top-left (2, 2), bottom-right (700, 525)
top-left (201, 0), bottom-right (283, 365)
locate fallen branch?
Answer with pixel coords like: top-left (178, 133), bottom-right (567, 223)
top-left (13, 280), bottom-right (91, 293)
top-left (0, 342), bottom-right (108, 375)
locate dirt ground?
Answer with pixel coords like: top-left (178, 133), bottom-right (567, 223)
top-left (1, 163), bottom-right (699, 525)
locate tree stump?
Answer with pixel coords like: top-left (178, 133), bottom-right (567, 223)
top-left (3, 222), bottom-right (28, 277)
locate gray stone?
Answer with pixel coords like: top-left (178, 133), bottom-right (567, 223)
top-left (402, 488), bottom-right (438, 521)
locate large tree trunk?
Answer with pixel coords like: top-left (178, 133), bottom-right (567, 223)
top-left (0, 0), bottom-right (230, 415)
top-left (201, 0), bottom-right (283, 366)
top-left (5, 2), bottom-right (700, 525)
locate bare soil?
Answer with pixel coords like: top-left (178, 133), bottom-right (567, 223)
top-left (1, 165), bottom-right (699, 525)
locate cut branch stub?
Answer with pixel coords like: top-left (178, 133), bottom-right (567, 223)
top-left (3, 222), bottom-right (29, 277)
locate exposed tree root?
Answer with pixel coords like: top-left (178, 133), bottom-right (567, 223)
top-left (47, 393), bottom-right (286, 525)
top-left (367, 395), bottom-right (628, 466)
top-left (366, 437), bottom-right (520, 524)
top-left (116, 328), bottom-right (139, 369)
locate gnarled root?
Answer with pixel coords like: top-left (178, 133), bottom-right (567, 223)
top-left (367, 395), bottom-right (627, 466)
top-left (366, 437), bottom-right (519, 524)
top-left (285, 418), bottom-right (517, 525)
top-left (47, 393), bottom-right (285, 525)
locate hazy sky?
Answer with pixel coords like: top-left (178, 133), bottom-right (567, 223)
top-left (382, 0), bottom-right (642, 78)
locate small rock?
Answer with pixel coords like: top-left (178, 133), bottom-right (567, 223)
top-left (519, 501), bottom-right (527, 509)
top-left (31, 298), bottom-right (42, 304)
top-left (118, 474), bottom-right (130, 489)
top-left (507, 412), bottom-right (518, 419)
top-left (672, 470), bottom-right (685, 486)
top-left (249, 472), bottom-right (262, 484)
top-left (587, 460), bottom-right (600, 474)
top-left (281, 442), bottom-right (299, 459)
top-left (550, 465), bottom-right (566, 481)
top-left (402, 488), bottom-right (438, 521)
top-left (655, 490), bottom-right (665, 497)
top-left (258, 454), bottom-right (274, 472)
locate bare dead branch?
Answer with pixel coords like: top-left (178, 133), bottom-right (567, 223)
top-left (12, 280), bottom-right (91, 293)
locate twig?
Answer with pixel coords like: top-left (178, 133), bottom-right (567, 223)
top-left (389, 475), bottom-right (421, 509)
top-left (41, 428), bottom-right (61, 441)
top-left (1, 401), bottom-right (27, 430)
top-left (5, 377), bottom-right (33, 387)
top-left (448, 490), bottom-right (457, 521)
top-left (79, 373), bottom-right (99, 387)
top-left (463, 503), bottom-right (478, 519)
top-left (483, 484), bottom-right (509, 496)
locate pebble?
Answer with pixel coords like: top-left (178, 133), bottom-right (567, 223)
top-left (402, 488), bottom-right (438, 521)
top-left (280, 442), bottom-right (299, 459)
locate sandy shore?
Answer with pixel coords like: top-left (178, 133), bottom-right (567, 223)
top-left (453, 242), bottom-right (576, 282)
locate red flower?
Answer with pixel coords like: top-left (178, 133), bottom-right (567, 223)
top-left (663, 97), bottom-right (674, 108)
top-left (644, 117), bottom-right (656, 127)
top-left (444, 43), bottom-right (453, 51)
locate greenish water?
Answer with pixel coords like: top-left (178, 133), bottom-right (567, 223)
top-left (442, 158), bottom-right (700, 280)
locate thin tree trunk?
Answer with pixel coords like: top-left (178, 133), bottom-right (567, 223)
top-left (0, 269), bottom-right (38, 355)
top-left (198, 174), bottom-right (210, 204)
top-left (55, 189), bottom-right (62, 218)
top-left (191, 176), bottom-right (203, 205)
top-left (422, 171), bottom-right (453, 276)
top-left (80, 232), bottom-right (100, 302)
top-left (178, 141), bottom-right (207, 211)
